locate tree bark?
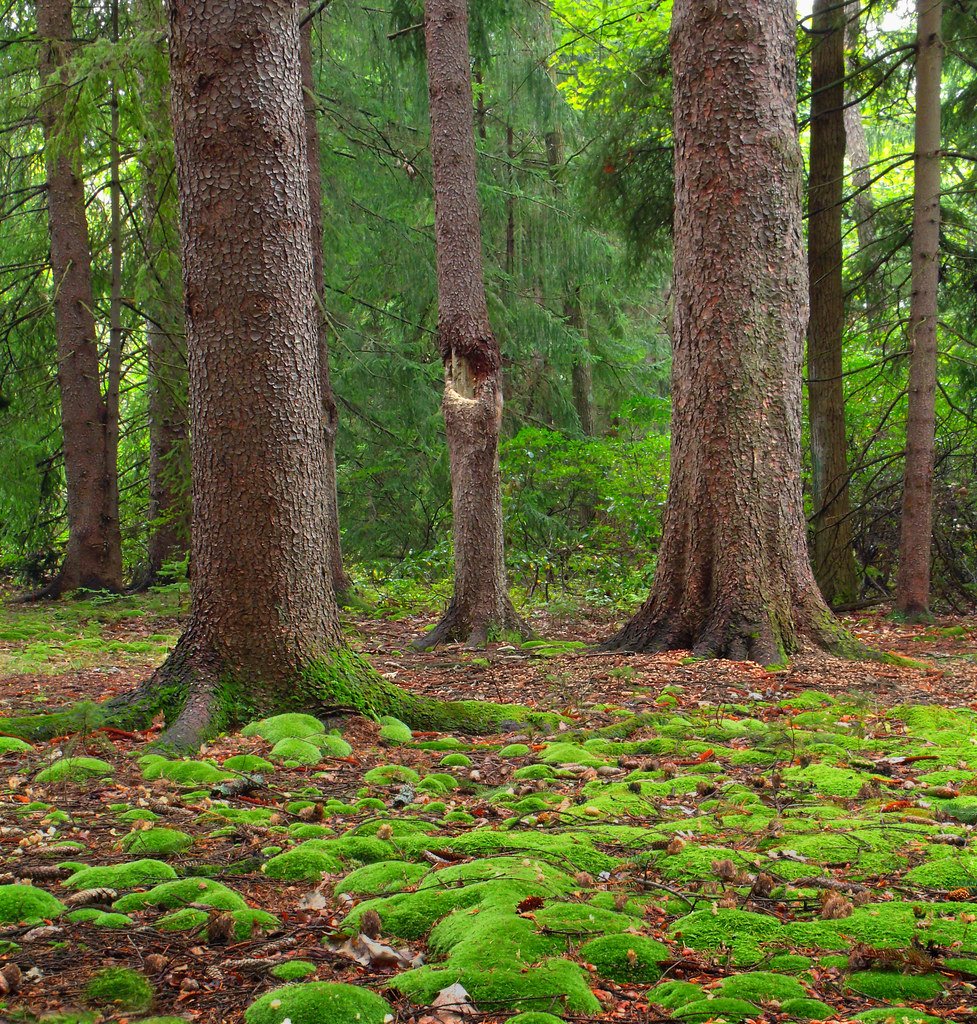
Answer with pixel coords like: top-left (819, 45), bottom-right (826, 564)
top-left (896, 0), bottom-right (943, 618)
top-left (603, 0), bottom-right (854, 665)
top-left (301, 14), bottom-right (353, 599)
top-left (567, 291), bottom-right (595, 437)
top-left (131, 0), bottom-right (190, 588)
top-left (807, 0), bottom-right (859, 606)
top-left (416, 0), bottom-right (525, 649)
top-left (844, 3), bottom-right (877, 258)
top-left (36, 0), bottom-right (123, 596)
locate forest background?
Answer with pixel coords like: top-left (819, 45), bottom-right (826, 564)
top-left (0, 0), bottom-right (975, 622)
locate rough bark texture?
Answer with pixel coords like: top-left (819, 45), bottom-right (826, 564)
top-left (137, 0), bottom-right (190, 587)
top-left (36, 0), bottom-right (123, 596)
top-left (807, 0), bottom-right (859, 606)
top-left (301, 15), bottom-right (352, 598)
top-left (604, 0), bottom-right (853, 665)
top-left (897, 0), bottom-right (943, 618)
top-left (844, 3), bottom-right (878, 258)
top-left (416, 0), bottom-right (525, 649)
top-left (567, 292), bottom-right (595, 437)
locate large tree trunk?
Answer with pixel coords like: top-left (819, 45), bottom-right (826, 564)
top-left (135, 0), bottom-right (190, 588)
top-left (415, 0), bottom-right (525, 649)
top-left (604, 0), bottom-right (853, 665)
top-left (301, 14), bottom-right (353, 599)
top-left (896, 0), bottom-right (943, 618)
top-left (36, 0), bottom-right (123, 596)
top-left (807, 0), bottom-right (859, 606)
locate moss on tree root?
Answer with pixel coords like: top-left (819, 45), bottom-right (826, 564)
top-left (0, 645), bottom-right (553, 750)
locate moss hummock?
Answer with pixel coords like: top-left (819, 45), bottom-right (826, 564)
top-left (0, 883), bottom-right (65, 924)
top-left (35, 756), bottom-right (114, 783)
top-left (846, 972), bottom-right (945, 1001)
top-left (675, 997), bottom-right (761, 1022)
top-left (85, 967), bottom-right (154, 1012)
top-left (270, 960), bottom-right (317, 980)
top-left (65, 859), bottom-right (177, 890)
top-left (244, 982), bottom-right (393, 1024)
top-left (122, 828), bottom-right (193, 858)
top-left (580, 934), bottom-right (670, 983)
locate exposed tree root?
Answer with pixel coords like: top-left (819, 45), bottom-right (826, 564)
top-left (411, 596), bottom-right (531, 651)
top-left (0, 634), bottom-right (553, 751)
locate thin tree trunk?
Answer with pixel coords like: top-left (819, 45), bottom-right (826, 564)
top-left (897, 0), bottom-right (943, 618)
top-left (567, 291), bottom-right (595, 437)
top-left (35, 0), bottom-right (122, 596)
top-left (604, 0), bottom-right (856, 664)
top-left (135, 0), bottom-right (190, 587)
top-left (808, 0), bottom-right (859, 606)
top-left (301, 13), bottom-right (353, 599)
top-left (415, 0), bottom-right (526, 649)
top-left (844, 0), bottom-right (883, 318)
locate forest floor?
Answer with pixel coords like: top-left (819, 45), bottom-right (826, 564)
top-left (0, 588), bottom-right (976, 1024)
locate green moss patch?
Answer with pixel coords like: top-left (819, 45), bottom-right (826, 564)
top-left (580, 934), bottom-right (670, 983)
top-left (65, 859), bottom-right (178, 890)
top-left (0, 883), bottom-right (65, 923)
top-left (122, 827), bottom-right (193, 857)
top-left (35, 756), bottom-right (114, 783)
top-left (241, 713), bottom-right (326, 743)
top-left (85, 967), bottom-right (154, 1012)
top-left (245, 982), bottom-right (392, 1024)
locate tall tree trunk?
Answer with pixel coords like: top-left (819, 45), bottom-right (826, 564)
top-left (604, 0), bottom-right (854, 664)
top-left (135, 0), bottom-right (191, 587)
top-left (416, 0), bottom-right (525, 649)
top-left (301, 13), bottom-right (353, 599)
top-left (897, 0), bottom-right (943, 618)
top-left (807, 0), bottom-right (859, 606)
top-left (36, 0), bottom-right (123, 596)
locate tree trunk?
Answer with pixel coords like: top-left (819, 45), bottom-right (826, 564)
top-left (844, 0), bottom-right (883, 320)
top-left (807, 0), bottom-right (859, 606)
top-left (567, 291), bottom-right (595, 437)
top-left (135, 0), bottom-right (190, 588)
top-left (415, 0), bottom-right (525, 649)
top-left (603, 0), bottom-right (854, 665)
top-left (36, 0), bottom-right (123, 596)
top-left (301, 13), bottom-right (353, 599)
top-left (896, 0), bottom-right (943, 618)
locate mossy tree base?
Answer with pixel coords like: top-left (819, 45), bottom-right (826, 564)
top-left (0, 632), bottom-right (549, 750)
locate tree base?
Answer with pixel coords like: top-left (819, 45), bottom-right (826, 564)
top-left (0, 634), bottom-right (553, 750)
top-left (602, 602), bottom-right (870, 668)
top-left (412, 596), bottom-right (531, 651)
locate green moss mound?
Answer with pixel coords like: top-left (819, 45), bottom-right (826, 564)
top-left (650, 981), bottom-right (704, 1009)
top-left (580, 934), bottom-right (670, 983)
top-left (85, 967), bottom-right (154, 1012)
top-left (245, 982), bottom-right (392, 1024)
top-left (392, 957), bottom-right (600, 1014)
top-left (854, 1010), bottom-right (943, 1024)
top-left (716, 972), bottom-right (808, 1004)
top-left (223, 754), bottom-right (275, 772)
top-left (378, 716), bottom-right (413, 744)
top-left (264, 836), bottom-right (394, 881)
top-left (0, 735), bottom-right (33, 754)
top-left (441, 753), bottom-right (471, 767)
top-left (0, 883), bottom-right (65, 923)
top-left (269, 960), bottom-right (317, 980)
top-left (675, 997), bottom-right (762, 1022)
top-left (781, 998), bottom-right (834, 1020)
top-left (846, 972), bottom-right (945, 1001)
top-left (270, 737), bottom-right (322, 765)
top-left (65, 859), bottom-right (177, 890)
top-left (66, 909), bottom-right (133, 928)
top-left (363, 764), bottom-right (420, 785)
top-left (532, 902), bottom-right (637, 937)
top-left (241, 713), bottom-right (325, 743)
top-left (499, 743), bottom-right (531, 758)
top-left (309, 732), bottom-right (353, 757)
top-left (115, 877), bottom-right (248, 913)
top-left (122, 827), bottom-right (193, 857)
top-left (337, 860), bottom-right (428, 895)
top-left (35, 756), bottom-right (114, 783)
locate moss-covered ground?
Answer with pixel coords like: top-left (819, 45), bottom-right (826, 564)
top-left (0, 591), bottom-right (976, 1022)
